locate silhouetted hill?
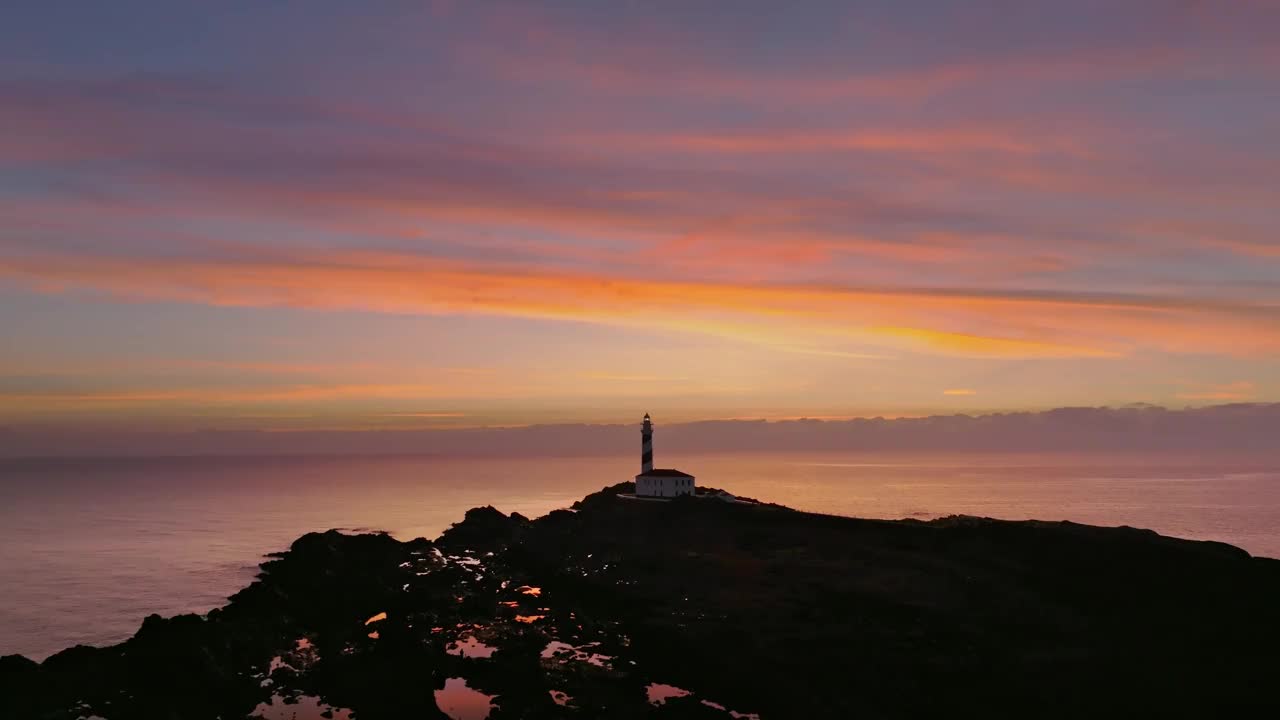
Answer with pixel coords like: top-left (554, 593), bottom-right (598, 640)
top-left (4, 403), bottom-right (1280, 458)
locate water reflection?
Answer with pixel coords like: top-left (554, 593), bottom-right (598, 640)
top-left (701, 698), bottom-right (763, 719)
top-left (541, 640), bottom-right (612, 667)
top-left (251, 694), bottom-right (353, 720)
top-left (647, 682), bottom-right (692, 705)
top-left (365, 611), bottom-right (386, 639)
top-left (435, 677), bottom-right (495, 720)
top-left (447, 634), bottom-right (497, 659)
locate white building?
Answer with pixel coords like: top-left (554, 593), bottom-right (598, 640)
top-left (634, 413), bottom-right (695, 497)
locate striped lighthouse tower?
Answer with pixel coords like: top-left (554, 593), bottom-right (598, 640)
top-left (641, 413), bottom-right (654, 473)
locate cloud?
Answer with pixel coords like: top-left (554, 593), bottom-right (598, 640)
top-left (1132, 221), bottom-right (1280, 260)
top-left (1175, 381), bottom-right (1256, 401)
top-left (876, 327), bottom-right (1119, 359)
top-left (7, 75), bottom-right (1070, 282)
top-left (942, 389), bottom-right (977, 396)
top-left (2, 3), bottom-right (1278, 427)
top-left (378, 412), bottom-right (468, 418)
top-left (581, 373), bottom-right (691, 383)
top-left (567, 126), bottom-right (1085, 157)
top-left (449, 3), bottom-right (1220, 105)
top-left (0, 384), bottom-right (451, 408)
top-left (3, 248), bottom-right (1279, 359)
top-left (3, 68), bottom-right (1273, 309)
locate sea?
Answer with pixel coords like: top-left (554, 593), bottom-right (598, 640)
top-left (2, 451), bottom-right (1279, 661)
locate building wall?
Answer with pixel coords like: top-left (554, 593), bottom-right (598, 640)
top-left (635, 475), bottom-right (696, 498)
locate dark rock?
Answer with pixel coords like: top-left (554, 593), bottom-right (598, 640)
top-left (437, 505), bottom-right (529, 551)
top-left (5, 485), bottom-right (1279, 719)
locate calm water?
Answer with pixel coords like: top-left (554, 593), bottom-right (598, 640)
top-left (2, 451), bottom-right (1279, 660)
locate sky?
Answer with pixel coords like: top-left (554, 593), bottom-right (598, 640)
top-left (2, 1), bottom-right (1279, 435)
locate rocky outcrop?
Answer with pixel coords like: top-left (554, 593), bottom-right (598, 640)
top-left (436, 506), bottom-right (530, 552)
top-left (3, 486), bottom-right (1278, 718)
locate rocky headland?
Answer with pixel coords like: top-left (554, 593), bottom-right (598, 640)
top-left (3, 483), bottom-right (1279, 719)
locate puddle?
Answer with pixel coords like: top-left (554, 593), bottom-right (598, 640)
top-left (702, 699), bottom-right (763, 719)
top-left (514, 615), bottom-right (545, 624)
top-left (541, 641), bottom-right (613, 668)
top-left (251, 693), bottom-right (354, 720)
top-left (364, 612), bottom-right (387, 625)
top-left (435, 677), bottom-right (495, 720)
top-left (447, 635), bottom-right (497, 659)
top-left (647, 683), bottom-right (692, 706)
top-left (540, 641), bottom-right (572, 659)
top-left (516, 586), bottom-right (542, 597)
top-left (549, 690), bottom-right (573, 707)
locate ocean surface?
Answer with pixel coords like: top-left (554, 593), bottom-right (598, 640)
top-left (2, 451), bottom-right (1279, 661)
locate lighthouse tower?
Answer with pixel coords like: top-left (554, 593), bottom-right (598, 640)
top-left (634, 413), bottom-right (695, 498)
top-left (641, 413), bottom-right (654, 474)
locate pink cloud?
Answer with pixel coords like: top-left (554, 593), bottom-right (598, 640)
top-left (3, 248), bottom-right (1278, 359)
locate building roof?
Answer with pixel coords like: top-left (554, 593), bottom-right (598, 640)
top-left (636, 468), bottom-right (694, 478)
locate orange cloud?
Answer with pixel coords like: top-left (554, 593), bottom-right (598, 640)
top-left (942, 389), bottom-right (977, 396)
top-left (2, 249), bottom-right (1279, 361)
top-left (875, 327), bottom-right (1120, 359)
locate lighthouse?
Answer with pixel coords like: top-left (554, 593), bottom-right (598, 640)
top-left (634, 413), bottom-right (695, 498)
top-left (641, 413), bottom-right (654, 474)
